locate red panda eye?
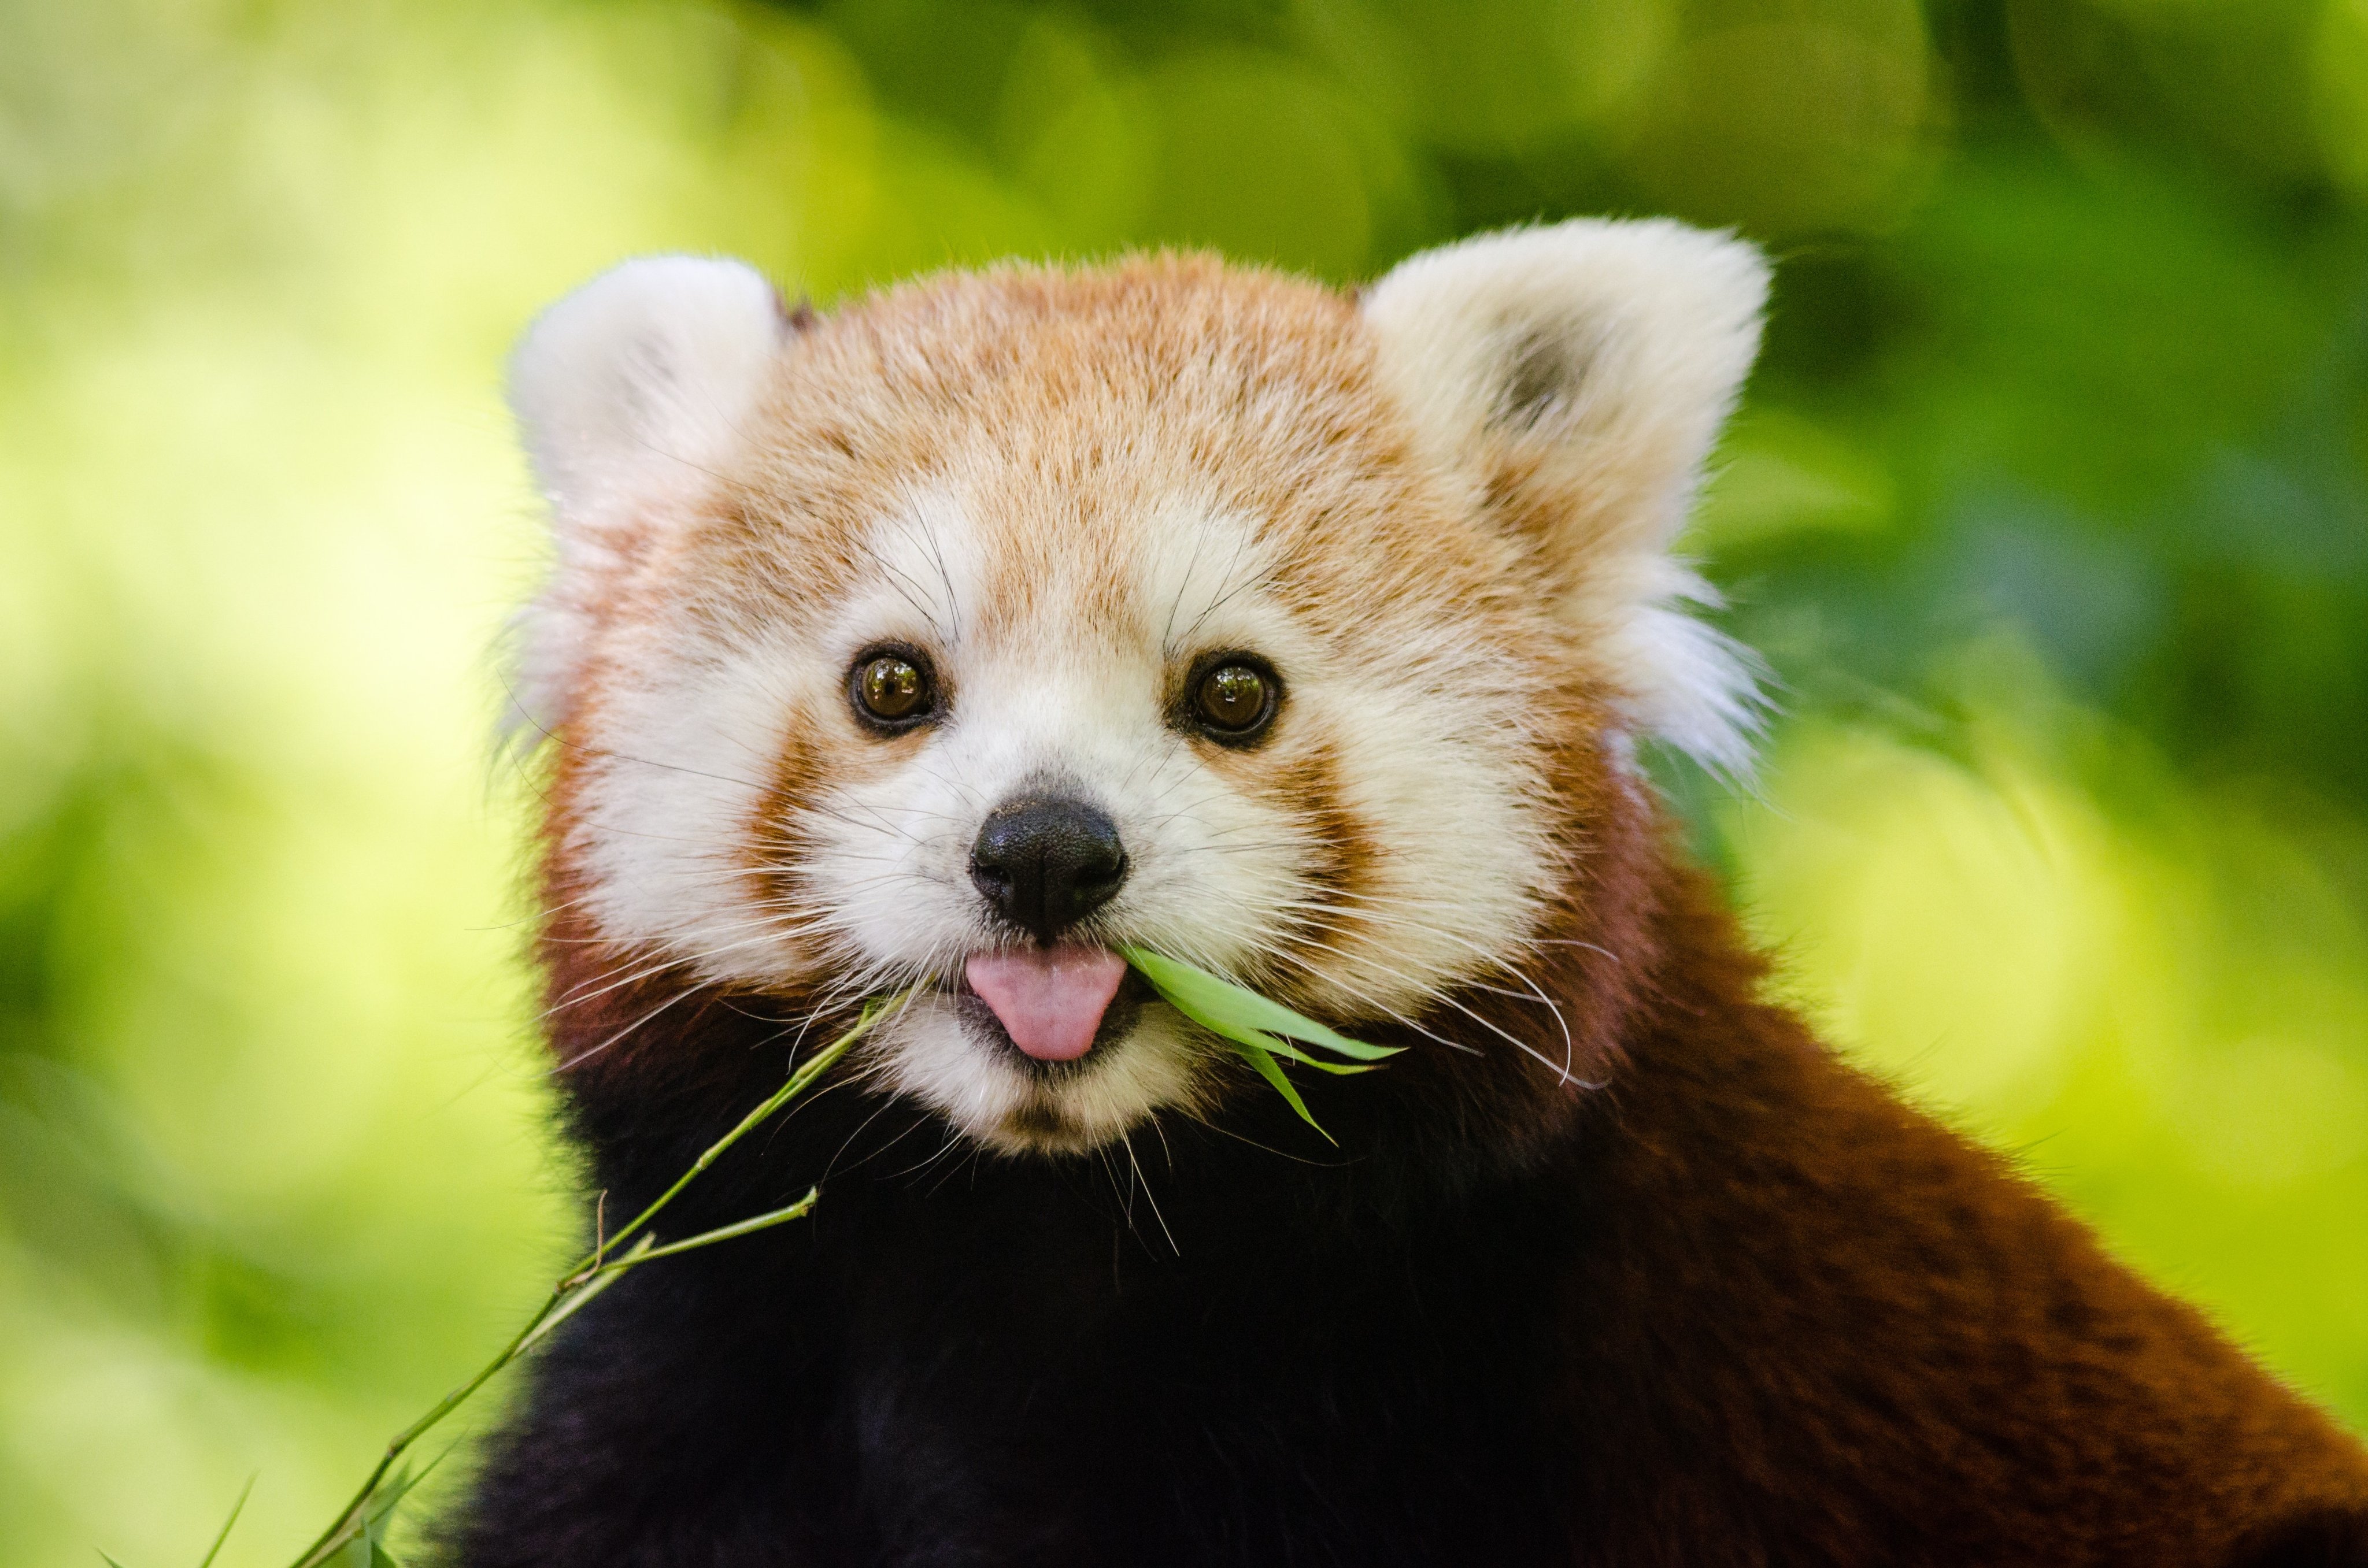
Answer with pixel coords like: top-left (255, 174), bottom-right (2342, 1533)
top-left (852, 652), bottom-right (933, 727)
top-left (1192, 661), bottom-right (1274, 737)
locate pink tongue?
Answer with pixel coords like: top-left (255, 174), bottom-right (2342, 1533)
top-left (965, 945), bottom-right (1127, 1062)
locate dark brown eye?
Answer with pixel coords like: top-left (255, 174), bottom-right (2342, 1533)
top-left (1192, 660), bottom-right (1274, 737)
top-left (850, 650), bottom-right (933, 729)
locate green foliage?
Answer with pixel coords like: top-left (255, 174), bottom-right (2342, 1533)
top-left (1122, 946), bottom-right (1399, 1139)
top-left (0, 0), bottom-right (2363, 1560)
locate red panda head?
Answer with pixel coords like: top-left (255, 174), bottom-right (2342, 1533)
top-left (510, 224), bottom-right (1767, 1154)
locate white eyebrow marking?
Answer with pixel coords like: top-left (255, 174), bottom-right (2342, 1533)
top-left (859, 485), bottom-right (979, 650)
top-left (1149, 499), bottom-right (1273, 661)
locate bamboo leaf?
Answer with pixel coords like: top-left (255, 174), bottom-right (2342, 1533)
top-left (365, 1455), bottom-right (439, 1528)
top-left (1122, 947), bottom-right (1383, 1141)
top-left (197, 1475), bottom-right (256, 1568)
top-left (1123, 946), bottom-right (1412, 1137)
top-left (1226, 1035), bottom-right (1333, 1144)
top-left (1119, 947), bottom-right (1398, 1061)
top-left (1252, 1033), bottom-right (1382, 1076)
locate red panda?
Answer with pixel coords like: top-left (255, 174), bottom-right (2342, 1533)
top-left (449, 223), bottom-right (2368, 1566)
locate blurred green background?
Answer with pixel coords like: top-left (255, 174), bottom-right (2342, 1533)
top-left (3, 0), bottom-right (2366, 1559)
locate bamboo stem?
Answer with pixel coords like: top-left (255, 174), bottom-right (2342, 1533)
top-left (284, 994), bottom-right (906, 1568)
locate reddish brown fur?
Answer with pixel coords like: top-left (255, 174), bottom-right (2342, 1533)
top-left (1566, 818), bottom-right (2368, 1562)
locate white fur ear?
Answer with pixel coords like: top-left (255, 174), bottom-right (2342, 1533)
top-left (506, 255), bottom-right (789, 733)
top-left (510, 254), bottom-right (789, 533)
top-left (1361, 220), bottom-right (1770, 776)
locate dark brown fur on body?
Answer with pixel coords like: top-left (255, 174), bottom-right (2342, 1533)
top-left (450, 754), bottom-right (2368, 1566)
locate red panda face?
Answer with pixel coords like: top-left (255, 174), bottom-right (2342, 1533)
top-left (511, 229), bottom-right (1766, 1153)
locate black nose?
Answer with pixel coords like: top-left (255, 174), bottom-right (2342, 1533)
top-left (970, 796), bottom-right (1128, 945)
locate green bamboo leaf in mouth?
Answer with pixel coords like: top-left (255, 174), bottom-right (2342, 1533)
top-left (1118, 945), bottom-right (1401, 1143)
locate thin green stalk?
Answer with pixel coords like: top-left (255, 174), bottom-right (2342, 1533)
top-left (580, 1011), bottom-right (874, 1271)
top-left (198, 1476), bottom-right (255, 1568)
top-left (512, 1235), bottom-right (650, 1358)
top-left (618, 1188), bottom-right (819, 1267)
top-left (285, 993), bottom-right (906, 1568)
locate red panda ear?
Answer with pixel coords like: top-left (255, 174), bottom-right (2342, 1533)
top-left (510, 254), bottom-right (790, 543)
top-left (1361, 220), bottom-right (1770, 776)
top-left (505, 255), bottom-right (791, 732)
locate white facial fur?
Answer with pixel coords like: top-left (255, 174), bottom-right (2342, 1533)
top-left (554, 479), bottom-right (1554, 1151)
top-left (512, 224), bottom-right (1766, 1154)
